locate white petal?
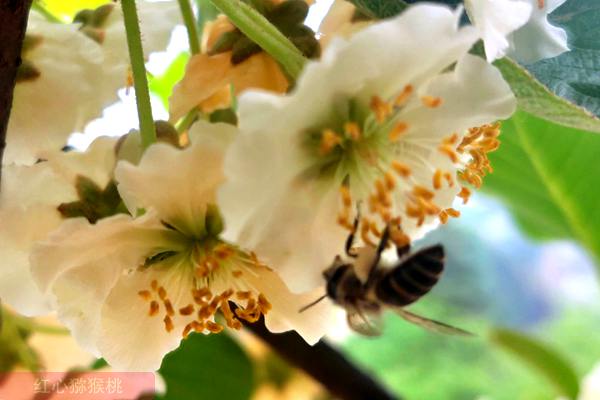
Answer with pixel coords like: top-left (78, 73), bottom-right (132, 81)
top-left (508, 0), bottom-right (568, 64)
top-left (0, 138), bottom-right (118, 316)
top-left (465, 0), bottom-right (532, 62)
top-left (243, 266), bottom-right (337, 345)
top-left (6, 14), bottom-right (106, 165)
top-left (116, 122), bottom-right (236, 237)
top-left (30, 212), bottom-right (184, 357)
top-left (98, 264), bottom-right (195, 371)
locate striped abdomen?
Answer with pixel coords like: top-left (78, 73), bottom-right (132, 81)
top-left (375, 245), bottom-right (445, 306)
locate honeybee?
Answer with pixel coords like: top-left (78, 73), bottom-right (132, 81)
top-left (302, 217), bottom-right (472, 336)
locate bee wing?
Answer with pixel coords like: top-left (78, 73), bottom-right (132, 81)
top-left (393, 308), bottom-right (474, 337)
top-left (346, 306), bottom-right (382, 337)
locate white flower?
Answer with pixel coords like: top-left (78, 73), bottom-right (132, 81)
top-left (465, 0), bottom-right (568, 63)
top-left (0, 137), bottom-right (117, 315)
top-left (5, 2), bottom-right (179, 165)
top-left (508, 0), bottom-right (568, 64)
top-left (218, 4), bottom-right (516, 293)
top-left (464, 0), bottom-right (532, 62)
top-left (6, 14), bottom-right (106, 165)
top-left (30, 122), bottom-right (334, 371)
top-left (579, 362), bottom-right (600, 400)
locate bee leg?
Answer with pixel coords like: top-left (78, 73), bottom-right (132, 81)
top-left (365, 226), bottom-right (390, 284)
top-left (345, 207), bottom-right (361, 258)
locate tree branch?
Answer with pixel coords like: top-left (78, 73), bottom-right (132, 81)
top-left (0, 0), bottom-right (33, 187)
top-left (246, 317), bottom-right (400, 400)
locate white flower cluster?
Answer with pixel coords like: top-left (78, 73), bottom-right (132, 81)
top-left (1, 1), bottom-right (561, 371)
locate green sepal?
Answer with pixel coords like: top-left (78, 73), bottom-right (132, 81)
top-left (58, 177), bottom-right (126, 224)
top-left (208, 30), bottom-right (244, 55)
top-left (205, 204), bottom-right (225, 236)
top-left (209, 108), bottom-right (238, 125)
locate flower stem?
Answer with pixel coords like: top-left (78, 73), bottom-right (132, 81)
top-left (209, 0), bottom-right (307, 80)
top-left (121, 0), bottom-right (156, 149)
top-left (177, 0), bottom-right (201, 55)
top-left (176, 109), bottom-right (199, 133)
top-left (13, 316), bottom-right (70, 335)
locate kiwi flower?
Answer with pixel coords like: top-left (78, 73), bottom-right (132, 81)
top-left (218, 4), bottom-right (517, 293)
top-left (29, 122), bottom-right (333, 371)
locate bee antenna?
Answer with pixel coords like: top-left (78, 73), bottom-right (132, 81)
top-left (298, 294), bottom-right (327, 313)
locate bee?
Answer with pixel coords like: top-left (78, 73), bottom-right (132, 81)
top-left (301, 216), bottom-right (472, 336)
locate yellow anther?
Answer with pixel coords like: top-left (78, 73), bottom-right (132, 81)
top-left (439, 210), bottom-right (449, 225)
top-left (433, 170), bottom-right (443, 190)
top-left (443, 172), bottom-right (454, 187)
top-left (446, 208), bottom-right (461, 218)
top-left (164, 299), bottom-right (175, 317)
top-left (158, 286), bottom-right (167, 300)
top-left (439, 145), bottom-right (459, 163)
top-left (320, 129), bottom-right (342, 155)
top-left (370, 96), bottom-right (393, 122)
top-left (163, 315), bottom-right (174, 332)
top-left (384, 171), bottom-right (396, 190)
top-left (413, 185), bottom-right (435, 201)
top-left (344, 122), bottom-right (361, 140)
top-left (458, 186), bottom-right (471, 204)
top-left (179, 304), bottom-right (195, 316)
top-left (340, 185), bottom-right (352, 208)
top-left (389, 122), bottom-right (409, 142)
top-left (391, 161), bottom-right (411, 178)
top-left (421, 95), bottom-right (442, 108)
top-left (138, 290), bottom-right (151, 301)
top-left (149, 301), bottom-right (160, 317)
top-left (206, 321), bottom-right (224, 333)
top-left (232, 270), bottom-right (243, 278)
top-left (151, 280), bottom-right (158, 291)
top-left (394, 84), bottom-right (413, 107)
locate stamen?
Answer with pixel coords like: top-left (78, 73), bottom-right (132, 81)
top-left (320, 129), bottom-right (342, 155)
top-left (206, 321), bottom-right (223, 333)
top-left (389, 122), bottom-right (409, 142)
top-left (439, 210), bottom-right (449, 225)
top-left (384, 172), bottom-right (396, 190)
top-left (394, 85), bottom-right (413, 107)
top-left (370, 96), bottom-right (393, 122)
top-left (138, 290), bottom-right (152, 301)
top-left (232, 270), bottom-right (243, 278)
top-left (433, 170), bottom-right (443, 190)
top-left (421, 95), bottom-right (442, 108)
top-left (164, 299), bottom-right (175, 317)
top-left (458, 186), bottom-right (471, 204)
top-left (445, 208), bottom-right (460, 218)
top-left (163, 316), bottom-right (174, 332)
top-left (158, 286), bottom-right (167, 300)
top-left (391, 161), bottom-right (411, 178)
top-left (149, 301), bottom-right (160, 316)
top-left (151, 280), bottom-right (158, 291)
top-left (443, 172), bottom-right (454, 187)
top-left (179, 304), bottom-right (195, 316)
top-left (344, 122), bottom-right (361, 140)
top-left (439, 144), bottom-right (459, 163)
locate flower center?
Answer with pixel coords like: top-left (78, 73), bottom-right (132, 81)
top-left (137, 209), bottom-right (273, 338)
top-left (327, 85), bottom-right (501, 249)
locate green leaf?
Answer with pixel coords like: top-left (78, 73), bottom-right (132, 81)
top-left (528, 50), bottom-right (600, 118)
top-left (158, 333), bottom-right (254, 400)
top-left (483, 110), bottom-right (600, 264)
top-left (550, 0), bottom-right (600, 51)
top-left (493, 57), bottom-right (600, 133)
top-left (149, 52), bottom-right (190, 110)
top-left (346, 0), bottom-right (408, 19)
top-left (489, 328), bottom-right (580, 399)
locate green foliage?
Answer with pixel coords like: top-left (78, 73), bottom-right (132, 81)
top-left (494, 58), bottom-right (600, 133)
top-left (149, 52), bottom-right (190, 110)
top-left (489, 328), bottom-right (580, 399)
top-left (526, 0), bottom-right (600, 117)
top-left (483, 111), bottom-right (600, 265)
top-left (347, 0), bottom-right (408, 19)
top-left (158, 333), bottom-right (254, 400)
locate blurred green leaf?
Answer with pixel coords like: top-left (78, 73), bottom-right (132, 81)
top-left (196, 0), bottom-right (220, 38)
top-left (158, 333), bottom-right (254, 400)
top-left (490, 328), bottom-right (580, 399)
top-left (494, 58), bottom-right (600, 133)
top-left (484, 110), bottom-right (600, 263)
top-left (37, 0), bottom-right (109, 21)
top-left (347, 0), bottom-right (408, 19)
top-left (551, 0), bottom-right (600, 51)
top-left (525, 0), bottom-right (600, 118)
top-left (149, 52), bottom-right (190, 111)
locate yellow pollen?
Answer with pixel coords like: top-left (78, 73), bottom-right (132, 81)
top-left (421, 95), bottom-right (442, 108)
top-left (320, 129), bottom-right (342, 155)
top-left (179, 304), bottom-right (195, 316)
top-left (391, 161), bottom-right (411, 178)
top-left (138, 290), bottom-right (151, 301)
top-left (344, 122), bottom-right (361, 140)
top-left (433, 170), bottom-right (443, 190)
top-left (163, 316), bottom-right (174, 332)
top-left (458, 186), bottom-right (471, 204)
top-left (394, 85), bottom-right (414, 107)
top-left (149, 301), bottom-right (159, 316)
top-left (370, 96), bottom-right (393, 122)
top-left (389, 122), bottom-right (409, 142)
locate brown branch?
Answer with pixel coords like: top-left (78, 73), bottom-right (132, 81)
top-left (0, 0), bottom-right (33, 186)
top-left (245, 316), bottom-right (400, 400)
